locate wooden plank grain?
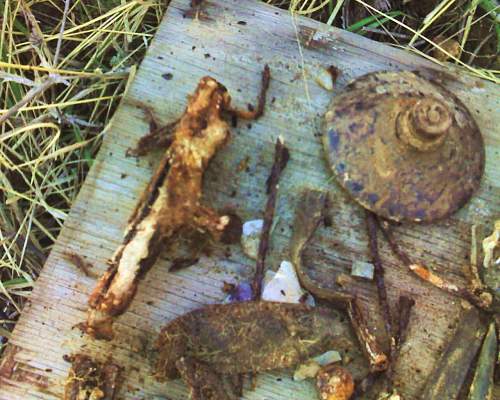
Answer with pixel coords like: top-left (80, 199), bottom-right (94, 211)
top-left (0, 0), bottom-right (498, 399)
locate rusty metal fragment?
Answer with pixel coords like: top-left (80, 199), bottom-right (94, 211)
top-left (252, 137), bottom-right (289, 299)
top-left (466, 225), bottom-right (488, 294)
top-left (316, 365), bottom-right (354, 400)
top-left (63, 354), bottom-right (121, 400)
top-left (483, 220), bottom-right (500, 306)
top-left (290, 190), bottom-right (388, 373)
top-left (421, 308), bottom-right (487, 399)
top-left (395, 295), bottom-right (414, 353)
top-left (366, 212), bottom-right (394, 361)
top-left (483, 220), bottom-right (500, 269)
top-left (82, 67), bottom-right (270, 340)
top-left (290, 190), bottom-right (353, 306)
top-left (322, 71), bottom-right (484, 223)
top-left (379, 220), bottom-right (498, 312)
top-left (388, 295), bottom-right (415, 393)
top-left (467, 322), bottom-right (497, 400)
top-left (464, 224), bottom-right (497, 309)
top-left (346, 300), bottom-right (389, 374)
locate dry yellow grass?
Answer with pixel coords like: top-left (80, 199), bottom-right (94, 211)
top-left (0, 0), bottom-right (498, 349)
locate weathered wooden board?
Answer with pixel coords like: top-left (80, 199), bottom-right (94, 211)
top-left (1, 0), bottom-right (499, 399)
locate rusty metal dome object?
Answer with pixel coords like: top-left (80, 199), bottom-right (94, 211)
top-left (322, 71), bottom-right (485, 223)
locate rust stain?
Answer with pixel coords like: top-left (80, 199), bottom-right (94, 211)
top-left (63, 354), bottom-right (122, 400)
top-left (0, 344), bottom-right (20, 379)
top-left (182, 0), bottom-right (215, 22)
top-left (0, 344), bottom-right (49, 389)
top-left (297, 25), bottom-right (331, 50)
top-left (13, 365), bottom-right (49, 389)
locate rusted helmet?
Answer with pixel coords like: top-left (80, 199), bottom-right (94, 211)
top-left (322, 71), bottom-right (484, 223)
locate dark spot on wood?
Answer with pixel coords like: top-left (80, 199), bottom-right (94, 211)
top-left (323, 215), bottom-right (332, 227)
top-left (327, 65), bottom-right (341, 85)
top-left (170, 258), bottom-right (200, 272)
top-left (162, 73), bottom-right (173, 80)
top-left (64, 252), bottom-right (96, 278)
top-left (237, 21), bottom-right (247, 25)
top-left (120, 173), bottom-right (127, 179)
top-left (182, 7), bottom-right (214, 22)
top-left (204, 53), bottom-right (211, 59)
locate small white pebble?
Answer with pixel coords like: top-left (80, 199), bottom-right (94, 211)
top-left (293, 360), bottom-right (321, 381)
top-left (315, 68), bottom-right (334, 91)
top-left (313, 350), bottom-right (342, 366)
top-left (262, 261), bottom-right (315, 306)
top-left (351, 260), bottom-right (375, 280)
top-left (294, 350), bottom-right (342, 381)
top-left (262, 261), bottom-right (303, 303)
top-left (241, 219), bottom-right (263, 260)
top-left (263, 270), bottom-right (276, 286)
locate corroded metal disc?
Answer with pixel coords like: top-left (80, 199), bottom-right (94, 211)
top-left (322, 71), bottom-right (485, 223)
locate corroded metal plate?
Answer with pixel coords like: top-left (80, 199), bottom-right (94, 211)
top-left (322, 71), bottom-right (485, 223)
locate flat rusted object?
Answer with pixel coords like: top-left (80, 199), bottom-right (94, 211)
top-left (155, 301), bottom-right (355, 379)
top-left (323, 71), bottom-right (485, 223)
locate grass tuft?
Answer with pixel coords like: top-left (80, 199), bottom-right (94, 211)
top-left (0, 0), bottom-right (165, 350)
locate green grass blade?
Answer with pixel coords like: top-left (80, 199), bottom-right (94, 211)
top-left (72, 125), bottom-right (94, 168)
top-left (347, 11), bottom-right (405, 33)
